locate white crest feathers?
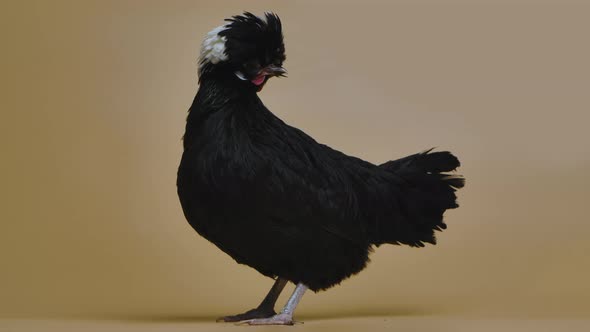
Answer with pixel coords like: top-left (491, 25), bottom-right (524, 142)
top-left (199, 25), bottom-right (229, 75)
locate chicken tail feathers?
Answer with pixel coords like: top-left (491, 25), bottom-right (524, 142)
top-left (373, 149), bottom-right (465, 247)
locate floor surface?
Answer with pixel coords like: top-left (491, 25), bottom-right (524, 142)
top-left (2, 316), bottom-right (590, 332)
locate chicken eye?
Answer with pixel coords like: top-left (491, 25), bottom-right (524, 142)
top-left (243, 61), bottom-right (261, 74)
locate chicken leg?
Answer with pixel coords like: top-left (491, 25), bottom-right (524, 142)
top-left (239, 283), bottom-right (308, 325)
top-left (217, 278), bottom-right (287, 322)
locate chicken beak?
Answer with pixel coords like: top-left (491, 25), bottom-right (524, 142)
top-left (260, 65), bottom-right (287, 77)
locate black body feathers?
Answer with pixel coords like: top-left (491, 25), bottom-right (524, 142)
top-left (177, 79), bottom-right (464, 291)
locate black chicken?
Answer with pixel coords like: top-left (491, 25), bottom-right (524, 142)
top-left (177, 12), bottom-right (464, 325)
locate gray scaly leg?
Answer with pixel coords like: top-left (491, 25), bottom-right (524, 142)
top-left (239, 283), bottom-right (308, 325)
top-left (217, 278), bottom-right (288, 322)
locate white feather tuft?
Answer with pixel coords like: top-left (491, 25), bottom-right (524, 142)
top-left (199, 25), bottom-right (229, 75)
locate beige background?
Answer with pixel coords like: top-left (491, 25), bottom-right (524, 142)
top-left (1, 0), bottom-right (589, 328)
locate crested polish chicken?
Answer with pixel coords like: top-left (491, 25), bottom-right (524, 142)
top-left (177, 12), bottom-right (464, 325)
